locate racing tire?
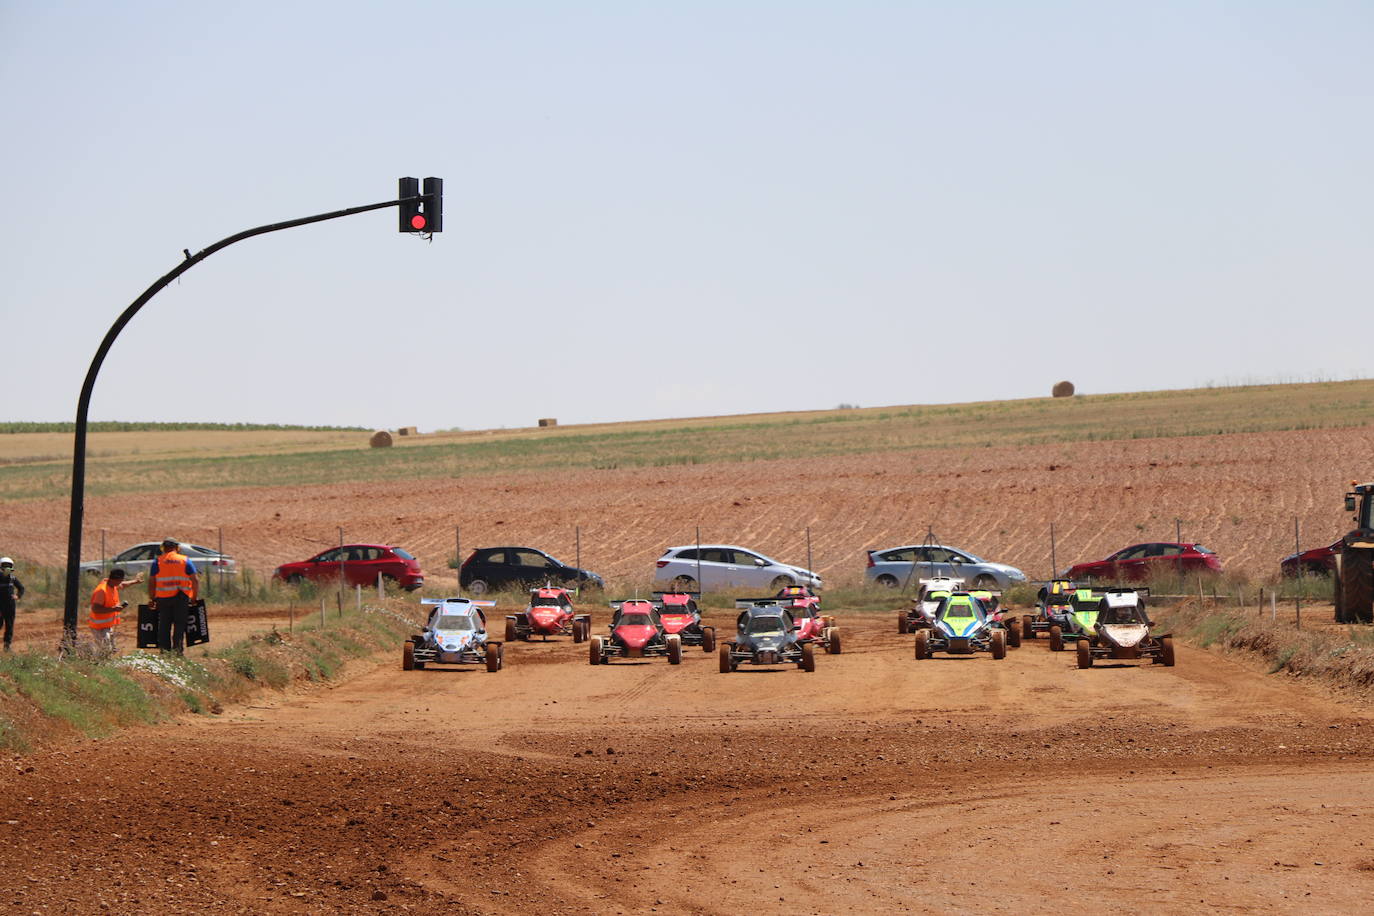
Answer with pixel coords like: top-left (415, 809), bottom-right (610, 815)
top-left (991, 630), bottom-right (1007, 660)
top-left (402, 641), bottom-right (415, 671)
top-left (1049, 625), bottom-right (1063, 652)
top-left (572, 620), bottom-right (586, 643)
top-left (770, 576), bottom-right (795, 591)
top-left (1076, 639), bottom-right (1092, 669)
top-left (800, 643), bottom-right (816, 672)
top-left (486, 644), bottom-right (502, 673)
top-left (1022, 616), bottom-right (1034, 640)
top-left (670, 576), bottom-right (697, 592)
top-left (466, 579), bottom-right (489, 596)
top-left (875, 574), bottom-right (899, 589)
top-left (827, 627), bottom-right (842, 655)
top-left (702, 628), bottom-right (716, 653)
top-left (898, 612), bottom-right (909, 634)
top-left (667, 635), bottom-right (682, 665)
top-left (1159, 636), bottom-right (1176, 667)
top-left (504, 619), bottom-right (517, 642)
top-left (914, 629), bottom-right (930, 660)
top-left (1341, 547), bottom-right (1374, 625)
top-left (589, 636), bottom-right (603, 666)
top-left (1007, 625), bottom-right (1021, 648)
top-left (719, 645), bottom-right (732, 674)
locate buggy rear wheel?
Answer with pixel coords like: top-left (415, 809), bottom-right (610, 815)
top-left (991, 630), bottom-right (1007, 660)
top-left (702, 628), bottom-right (716, 652)
top-left (589, 636), bottom-right (604, 666)
top-left (1007, 625), bottom-right (1021, 648)
top-left (1049, 625), bottom-right (1063, 652)
top-left (402, 641), bottom-right (415, 671)
top-left (914, 630), bottom-right (930, 660)
top-left (897, 612), bottom-right (909, 634)
top-left (486, 644), bottom-right (502, 672)
top-left (1159, 636), bottom-right (1176, 667)
top-left (1022, 616), bottom-right (1034, 640)
top-left (667, 635), bottom-right (682, 665)
top-left (718, 645), bottom-right (732, 674)
top-left (827, 627), bottom-right (842, 654)
top-left (504, 619), bottom-right (517, 642)
top-left (1076, 639), bottom-right (1092, 669)
top-left (800, 643), bottom-right (816, 672)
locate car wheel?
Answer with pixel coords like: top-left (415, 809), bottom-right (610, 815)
top-left (875, 574), bottom-right (899, 589)
top-left (719, 645), bottom-right (732, 674)
top-left (1077, 639), bottom-right (1093, 669)
top-left (589, 636), bottom-right (603, 666)
top-left (287, 574), bottom-right (306, 586)
top-left (670, 576), bottom-right (697, 592)
top-left (466, 579), bottom-right (489, 596)
top-left (800, 643), bottom-right (816, 672)
top-left (702, 628), bottom-right (716, 653)
top-left (402, 641), bottom-right (415, 671)
top-left (974, 574), bottom-right (997, 589)
top-left (914, 630), bottom-right (929, 659)
top-left (667, 635), bottom-right (682, 665)
top-left (770, 576), bottom-right (794, 591)
top-left (1049, 625), bottom-right (1063, 652)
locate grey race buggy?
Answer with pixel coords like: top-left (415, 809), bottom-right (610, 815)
top-left (403, 598), bottom-right (503, 672)
top-left (720, 601), bottom-right (816, 673)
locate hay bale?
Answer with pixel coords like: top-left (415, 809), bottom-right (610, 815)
top-left (369, 430), bottom-right (394, 448)
top-left (537, 418), bottom-right (558, 428)
top-left (397, 426), bottom-right (417, 437)
top-left (1051, 380), bottom-right (1075, 398)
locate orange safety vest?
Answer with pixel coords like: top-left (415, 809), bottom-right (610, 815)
top-left (152, 551), bottom-right (194, 599)
top-left (90, 580), bottom-right (122, 630)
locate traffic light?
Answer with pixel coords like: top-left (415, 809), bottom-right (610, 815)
top-left (398, 176), bottom-right (443, 233)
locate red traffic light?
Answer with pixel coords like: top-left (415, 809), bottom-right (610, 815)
top-left (410, 214), bottom-right (427, 231)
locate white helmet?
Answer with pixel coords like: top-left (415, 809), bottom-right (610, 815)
top-left (0, 558), bottom-right (12, 567)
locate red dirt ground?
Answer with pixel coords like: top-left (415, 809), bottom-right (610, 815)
top-left (4, 425), bottom-right (1372, 584)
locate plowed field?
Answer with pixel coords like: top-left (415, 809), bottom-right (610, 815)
top-left (6, 425), bottom-right (1373, 584)
top-left (2, 611), bottom-right (1373, 913)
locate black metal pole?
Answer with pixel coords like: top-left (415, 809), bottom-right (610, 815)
top-left (61, 195), bottom-right (418, 649)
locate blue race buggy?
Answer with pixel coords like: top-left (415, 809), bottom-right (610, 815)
top-left (404, 597), bottom-right (503, 672)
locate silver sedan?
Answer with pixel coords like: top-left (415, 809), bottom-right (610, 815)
top-left (865, 544), bottom-right (1025, 590)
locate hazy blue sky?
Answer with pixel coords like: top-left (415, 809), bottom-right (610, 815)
top-left (2, 1), bottom-right (1370, 430)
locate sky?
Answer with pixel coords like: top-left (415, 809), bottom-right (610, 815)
top-left (2, 1), bottom-right (1371, 431)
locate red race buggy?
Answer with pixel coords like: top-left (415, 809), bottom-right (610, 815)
top-left (506, 586), bottom-right (591, 642)
top-left (651, 591), bottom-right (717, 651)
top-left (588, 600), bottom-right (683, 665)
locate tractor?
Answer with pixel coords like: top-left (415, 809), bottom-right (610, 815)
top-left (1334, 482), bottom-right (1374, 624)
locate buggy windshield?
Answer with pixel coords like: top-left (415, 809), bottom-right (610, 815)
top-left (435, 615), bottom-right (475, 630)
top-left (617, 613), bottom-right (654, 627)
top-left (940, 600), bottom-right (980, 622)
top-left (747, 616), bottom-right (787, 635)
top-left (1099, 601), bottom-right (1147, 625)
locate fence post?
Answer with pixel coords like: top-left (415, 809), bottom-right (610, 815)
top-left (356, 584), bottom-right (362, 613)
top-left (320, 595), bottom-right (326, 627)
top-left (377, 571), bottom-right (384, 601)
top-left (289, 601), bottom-right (294, 634)
top-left (1294, 517), bottom-right (1302, 626)
top-left (1270, 589), bottom-right (1277, 622)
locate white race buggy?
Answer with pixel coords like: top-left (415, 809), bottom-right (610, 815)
top-left (403, 598), bottom-right (504, 672)
top-left (1075, 589), bottom-right (1175, 668)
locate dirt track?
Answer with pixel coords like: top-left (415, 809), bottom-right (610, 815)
top-left (2, 610), bottom-right (1372, 913)
top-left (8, 425), bottom-right (1374, 584)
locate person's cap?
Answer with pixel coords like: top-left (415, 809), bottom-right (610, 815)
top-left (109, 567), bottom-right (126, 580)
top-left (161, 538), bottom-right (179, 549)
top-left (0, 557), bottom-right (11, 567)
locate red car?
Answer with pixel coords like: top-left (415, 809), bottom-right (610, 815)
top-left (1280, 539), bottom-right (1340, 577)
top-left (274, 544), bottom-right (424, 591)
top-left (1063, 542), bottom-right (1220, 582)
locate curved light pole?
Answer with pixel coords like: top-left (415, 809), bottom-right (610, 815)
top-left (61, 183), bottom-right (439, 650)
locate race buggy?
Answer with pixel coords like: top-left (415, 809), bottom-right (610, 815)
top-left (913, 591), bottom-right (1008, 660)
top-left (969, 587), bottom-right (1020, 647)
top-left (1076, 589), bottom-right (1174, 668)
top-left (1021, 578), bottom-right (1079, 641)
top-left (506, 586), bottom-right (591, 642)
top-left (403, 598), bottom-right (503, 672)
top-left (651, 591), bottom-right (716, 651)
top-left (588, 599), bottom-right (683, 665)
top-left (721, 601), bottom-right (815, 673)
top-left (1048, 587), bottom-right (1104, 651)
top-left (898, 576), bottom-right (964, 633)
top-left (742, 587), bottom-right (841, 654)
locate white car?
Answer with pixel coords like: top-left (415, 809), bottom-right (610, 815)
top-left (865, 543), bottom-right (1025, 590)
top-left (80, 542), bottom-right (237, 577)
top-left (654, 545), bottom-right (822, 593)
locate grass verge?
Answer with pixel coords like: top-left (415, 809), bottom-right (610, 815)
top-left (0, 603), bottom-right (417, 753)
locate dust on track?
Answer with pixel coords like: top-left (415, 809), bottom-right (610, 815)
top-left (2, 611), bottom-right (1372, 913)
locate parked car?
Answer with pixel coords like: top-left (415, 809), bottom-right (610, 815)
top-left (1062, 542), bottom-right (1221, 582)
top-left (274, 544), bottom-right (424, 591)
top-left (865, 544), bottom-right (1025, 590)
top-left (1280, 539), bottom-right (1340, 577)
top-left (458, 546), bottom-right (603, 596)
top-left (81, 542), bottom-right (236, 577)
top-left (653, 545), bottom-right (822, 592)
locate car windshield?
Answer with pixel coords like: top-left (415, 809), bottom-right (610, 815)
top-left (435, 615), bottom-right (474, 630)
top-left (617, 613), bottom-right (654, 627)
top-left (747, 617), bottom-right (786, 635)
top-left (1193, 544), bottom-right (1214, 555)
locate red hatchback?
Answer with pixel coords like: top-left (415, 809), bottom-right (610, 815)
top-left (1063, 542), bottom-right (1221, 582)
top-left (275, 544), bottom-right (424, 591)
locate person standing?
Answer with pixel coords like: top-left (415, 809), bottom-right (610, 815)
top-left (89, 567), bottom-right (142, 655)
top-left (147, 539), bottom-right (198, 654)
top-left (0, 558), bottom-right (25, 652)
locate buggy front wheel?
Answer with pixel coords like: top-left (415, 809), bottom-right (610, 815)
top-left (991, 630), bottom-right (1007, 660)
top-left (667, 635), bottom-right (682, 665)
top-left (1022, 616), bottom-right (1034, 640)
top-left (589, 636), bottom-right (604, 666)
top-left (402, 641), bottom-right (415, 671)
top-left (898, 612), bottom-right (909, 634)
top-left (800, 643), bottom-right (816, 672)
top-left (1049, 625), bottom-right (1063, 652)
top-left (486, 644), bottom-right (503, 672)
top-left (1159, 636), bottom-right (1176, 667)
top-left (826, 627), bottom-right (842, 654)
top-left (718, 645), bottom-right (732, 673)
top-left (914, 630), bottom-right (930, 660)
top-left (505, 619), bottom-right (517, 642)
top-left (1076, 639), bottom-right (1092, 669)
top-left (701, 628), bottom-right (716, 653)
